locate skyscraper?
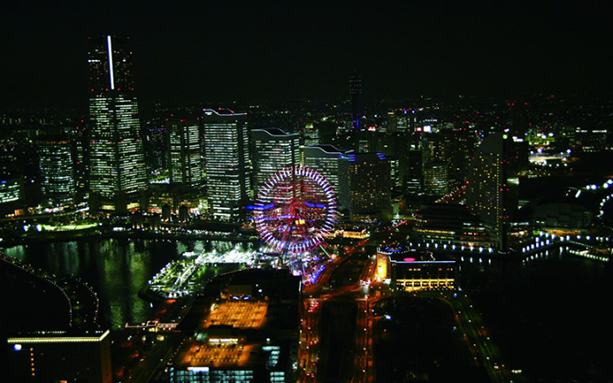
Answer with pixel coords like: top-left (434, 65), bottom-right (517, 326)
top-left (37, 132), bottom-right (76, 205)
top-left (251, 128), bottom-right (300, 195)
top-left (339, 152), bottom-right (391, 218)
top-left (202, 109), bottom-right (252, 222)
top-left (304, 144), bottom-right (353, 196)
top-left (466, 133), bottom-right (518, 252)
top-left (168, 119), bottom-right (203, 189)
top-left (87, 35), bottom-right (146, 213)
top-left (423, 161), bottom-right (449, 197)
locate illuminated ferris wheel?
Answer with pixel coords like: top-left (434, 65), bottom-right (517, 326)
top-left (253, 166), bottom-right (337, 254)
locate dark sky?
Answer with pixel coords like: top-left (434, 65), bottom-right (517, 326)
top-left (1, 0), bottom-right (612, 110)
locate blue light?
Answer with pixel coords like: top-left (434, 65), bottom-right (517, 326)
top-left (247, 203), bottom-right (275, 210)
top-left (305, 202), bottom-right (326, 208)
top-left (13, 344), bottom-right (22, 351)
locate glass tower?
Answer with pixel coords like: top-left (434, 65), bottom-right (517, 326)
top-left (466, 133), bottom-right (518, 252)
top-left (251, 128), bottom-right (300, 196)
top-left (339, 152), bottom-right (391, 217)
top-left (87, 35), bottom-right (146, 212)
top-left (303, 144), bottom-right (353, 197)
top-left (202, 109), bottom-right (252, 222)
top-left (168, 119), bottom-right (202, 188)
top-left (37, 133), bottom-right (76, 205)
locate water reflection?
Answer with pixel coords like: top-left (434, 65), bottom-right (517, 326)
top-left (4, 239), bottom-right (255, 329)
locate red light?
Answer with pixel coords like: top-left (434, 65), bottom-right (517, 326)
top-left (403, 257), bottom-right (416, 262)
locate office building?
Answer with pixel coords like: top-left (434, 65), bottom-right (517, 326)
top-left (405, 147), bottom-right (423, 195)
top-left (303, 145), bottom-right (352, 197)
top-left (168, 119), bottom-right (203, 189)
top-left (0, 176), bottom-right (23, 216)
top-left (72, 124), bottom-right (90, 201)
top-left (338, 153), bottom-right (391, 218)
top-left (423, 161), bottom-right (449, 197)
top-left (87, 35), bottom-right (147, 213)
top-left (251, 128), bottom-right (300, 195)
top-left (466, 133), bottom-right (518, 252)
top-left (7, 330), bottom-right (112, 383)
top-left (202, 109), bottom-right (252, 222)
top-left (37, 132), bottom-right (76, 205)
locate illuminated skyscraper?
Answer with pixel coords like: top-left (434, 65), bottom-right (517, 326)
top-left (423, 161), bottom-right (449, 197)
top-left (339, 152), bottom-right (391, 218)
top-left (304, 144), bottom-right (353, 196)
top-left (466, 133), bottom-right (518, 252)
top-left (202, 109), bottom-right (252, 222)
top-left (37, 132), bottom-right (76, 205)
top-left (168, 119), bottom-right (203, 189)
top-left (87, 35), bottom-right (146, 212)
top-left (251, 128), bottom-right (300, 195)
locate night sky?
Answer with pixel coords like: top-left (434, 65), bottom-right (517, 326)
top-left (2, 0), bottom-right (612, 110)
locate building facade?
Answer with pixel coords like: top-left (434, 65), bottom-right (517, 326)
top-left (202, 109), bottom-right (252, 222)
top-left (303, 145), bottom-right (353, 198)
top-left (7, 330), bottom-right (112, 383)
top-left (37, 133), bottom-right (76, 205)
top-left (423, 161), bottom-right (449, 197)
top-left (87, 35), bottom-right (147, 212)
top-left (168, 119), bottom-right (203, 189)
top-left (338, 152), bottom-right (391, 218)
top-left (251, 128), bottom-right (300, 196)
top-left (466, 133), bottom-right (518, 252)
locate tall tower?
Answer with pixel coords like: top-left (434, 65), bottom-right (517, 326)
top-left (168, 119), bottom-right (203, 189)
top-left (37, 131), bottom-right (76, 205)
top-left (339, 152), bottom-right (391, 218)
top-left (87, 35), bottom-right (146, 213)
top-left (466, 133), bottom-right (518, 252)
top-left (251, 128), bottom-right (300, 195)
top-left (349, 73), bottom-right (363, 131)
top-left (202, 109), bottom-right (252, 222)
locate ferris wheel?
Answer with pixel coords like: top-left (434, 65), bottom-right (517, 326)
top-left (253, 166), bottom-right (337, 254)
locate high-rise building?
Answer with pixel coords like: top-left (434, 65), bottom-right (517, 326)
top-left (423, 161), bottom-right (449, 197)
top-left (0, 176), bottom-right (23, 217)
top-left (405, 147), bottom-right (423, 195)
top-left (7, 330), bottom-right (112, 383)
top-left (0, 142), bottom-right (24, 216)
top-left (72, 123), bottom-right (90, 202)
top-left (37, 132), bottom-right (76, 205)
top-left (339, 152), bottom-right (391, 218)
top-left (251, 128), bottom-right (300, 195)
top-left (349, 73), bottom-right (363, 131)
top-left (168, 119), bottom-right (203, 189)
top-left (202, 109), bottom-right (252, 222)
top-left (87, 35), bottom-right (147, 213)
top-left (304, 145), bottom-right (353, 197)
top-left (466, 133), bottom-right (518, 252)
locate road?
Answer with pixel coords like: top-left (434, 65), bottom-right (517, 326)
top-left (299, 237), bottom-right (376, 383)
top-left (419, 290), bottom-right (511, 383)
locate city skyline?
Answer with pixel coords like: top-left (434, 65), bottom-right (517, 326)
top-left (3, 2), bottom-right (613, 382)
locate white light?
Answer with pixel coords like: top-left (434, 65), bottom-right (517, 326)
top-left (107, 35), bottom-right (115, 90)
